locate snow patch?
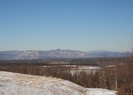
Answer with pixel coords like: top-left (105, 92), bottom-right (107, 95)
top-left (0, 71), bottom-right (116, 95)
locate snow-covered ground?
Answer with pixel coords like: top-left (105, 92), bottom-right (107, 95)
top-left (69, 66), bottom-right (101, 75)
top-left (0, 71), bottom-right (116, 95)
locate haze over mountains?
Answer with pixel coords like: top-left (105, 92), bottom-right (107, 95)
top-left (0, 49), bottom-right (131, 60)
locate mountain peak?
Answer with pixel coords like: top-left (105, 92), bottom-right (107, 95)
top-left (56, 49), bottom-right (61, 51)
top-left (0, 50), bottom-right (130, 60)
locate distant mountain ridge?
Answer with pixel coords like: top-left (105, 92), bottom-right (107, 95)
top-left (0, 49), bottom-right (131, 60)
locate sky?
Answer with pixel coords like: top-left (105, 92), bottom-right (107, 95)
top-left (0, 0), bottom-right (133, 52)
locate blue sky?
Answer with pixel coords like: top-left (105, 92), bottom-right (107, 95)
top-left (0, 0), bottom-right (133, 51)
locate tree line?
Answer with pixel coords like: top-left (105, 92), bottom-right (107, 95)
top-left (0, 57), bottom-right (133, 95)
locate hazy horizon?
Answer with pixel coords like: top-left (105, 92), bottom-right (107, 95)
top-left (0, 49), bottom-right (131, 52)
top-left (0, 0), bottom-right (133, 52)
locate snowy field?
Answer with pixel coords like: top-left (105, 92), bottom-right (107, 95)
top-left (0, 71), bottom-right (116, 95)
top-left (69, 66), bottom-right (101, 75)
